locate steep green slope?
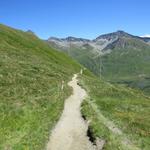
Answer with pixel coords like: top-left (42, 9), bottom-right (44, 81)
top-left (101, 37), bottom-right (150, 95)
top-left (79, 70), bottom-right (150, 150)
top-left (47, 41), bottom-right (100, 75)
top-left (0, 24), bottom-right (81, 150)
top-left (66, 45), bottom-right (100, 75)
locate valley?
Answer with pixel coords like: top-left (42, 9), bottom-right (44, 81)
top-left (47, 31), bottom-right (150, 95)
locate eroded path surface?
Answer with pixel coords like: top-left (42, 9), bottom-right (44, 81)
top-left (46, 74), bottom-right (95, 150)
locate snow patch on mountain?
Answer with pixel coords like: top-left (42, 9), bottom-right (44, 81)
top-left (140, 34), bottom-right (150, 38)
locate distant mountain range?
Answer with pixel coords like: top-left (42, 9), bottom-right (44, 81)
top-left (47, 31), bottom-right (150, 95)
top-left (47, 31), bottom-right (150, 53)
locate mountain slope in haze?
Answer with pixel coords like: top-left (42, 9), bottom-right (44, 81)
top-left (100, 32), bottom-right (150, 95)
top-left (0, 24), bottom-right (81, 150)
top-left (47, 31), bottom-right (150, 95)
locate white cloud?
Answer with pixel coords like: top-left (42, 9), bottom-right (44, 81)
top-left (140, 34), bottom-right (150, 38)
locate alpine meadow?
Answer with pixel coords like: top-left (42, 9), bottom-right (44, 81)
top-left (0, 0), bottom-right (150, 150)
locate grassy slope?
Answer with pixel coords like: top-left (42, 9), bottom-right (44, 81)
top-left (79, 70), bottom-right (150, 150)
top-left (0, 24), bottom-right (81, 150)
top-left (67, 45), bottom-right (100, 75)
top-left (48, 42), bottom-right (101, 76)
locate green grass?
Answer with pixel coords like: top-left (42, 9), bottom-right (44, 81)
top-left (0, 24), bottom-right (81, 149)
top-left (79, 70), bottom-right (150, 150)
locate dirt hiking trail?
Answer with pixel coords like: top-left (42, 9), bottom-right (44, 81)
top-left (46, 74), bottom-right (95, 150)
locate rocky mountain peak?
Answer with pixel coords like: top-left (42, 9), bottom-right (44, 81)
top-left (95, 30), bottom-right (133, 41)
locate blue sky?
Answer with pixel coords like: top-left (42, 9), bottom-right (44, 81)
top-left (1, 0), bottom-right (150, 39)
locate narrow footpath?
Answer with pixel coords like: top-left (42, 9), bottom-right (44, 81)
top-left (46, 74), bottom-right (95, 150)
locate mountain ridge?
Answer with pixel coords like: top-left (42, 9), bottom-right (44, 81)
top-left (47, 30), bottom-right (150, 55)
top-left (48, 30), bottom-right (150, 43)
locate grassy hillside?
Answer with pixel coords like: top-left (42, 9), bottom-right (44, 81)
top-left (66, 45), bottom-right (100, 74)
top-left (0, 24), bottom-right (81, 150)
top-left (79, 70), bottom-right (150, 150)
